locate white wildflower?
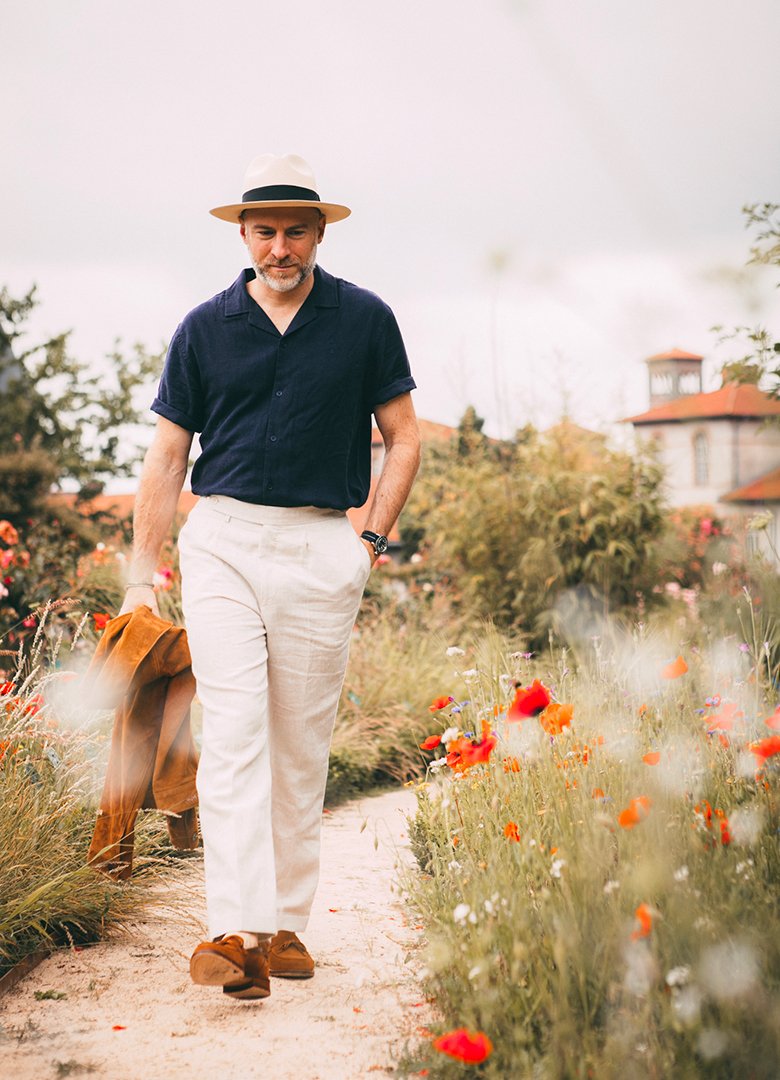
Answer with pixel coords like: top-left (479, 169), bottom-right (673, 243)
top-left (467, 965), bottom-right (482, 981)
top-left (447, 860), bottom-right (462, 872)
top-left (446, 646), bottom-right (465, 657)
top-left (711, 561), bottom-right (727, 576)
top-left (468, 911), bottom-right (478, 924)
top-left (665, 965), bottom-right (690, 988)
top-left (747, 510), bottom-right (773, 532)
top-left (550, 858), bottom-right (566, 879)
top-left (441, 726), bottom-right (460, 746)
top-left (673, 865), bottom-right (689, 882)
top-left (453, 903), bottom-right (471, 925)
top-left (603, 879), bottom-right (620, 895)
top-left (483, 899), bottom-right (495, 915)
top-left (429, 757), bottom-right (448, 773)
top-left (460, 668), bottom-right (479, 679)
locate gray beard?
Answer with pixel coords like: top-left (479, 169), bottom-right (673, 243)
top-left (252, 248), bottom-right (317, 293)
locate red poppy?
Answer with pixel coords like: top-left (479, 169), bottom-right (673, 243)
top-left (707, 702), bottom-right (744, 732)
top-left (618, 796), bottom-right (652, 829)
top-left (539, 702), bottom-right (573, 735)
top-left (507, 679), bottom-right (551, 720)
top-left (630, 902), bottom-right (653, 941)
top-left (720, 818), bottom-right (731, 846)
top-left (446, 720), bottom-right (497, 772)
top-left (504, 821), bottom-right (521, 842)
top-left (419, 734), bottom-right (442, 751)
top-left (764, 707), bottom-right (780, 732)
top-left (433, 1029), bottom-right (493, 1064)
top-left (661, 655), bottom-right (688, 679)
top-left (750, 735), bottom-right (780, 762)
top-left (428, 695), bottom-right (453, 712)
top-left (642, 752), bottom-right (661, 766)
top-left (92, 612), bottom-right (111, 631)
top-left (0, 682), bottom-right (15, 696)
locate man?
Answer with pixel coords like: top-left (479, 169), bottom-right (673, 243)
top-left (120, 153), bottom-right (420, 1000)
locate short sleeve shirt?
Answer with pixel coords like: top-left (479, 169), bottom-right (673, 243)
top-left (151, 266), bottom-right (415, 510)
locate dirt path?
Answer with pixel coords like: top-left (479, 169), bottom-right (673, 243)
top-left (0, 788), bottom-right (433, 1080)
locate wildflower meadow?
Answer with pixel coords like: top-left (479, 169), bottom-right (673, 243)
top-left (402, 621), bottom-right (780, 1078)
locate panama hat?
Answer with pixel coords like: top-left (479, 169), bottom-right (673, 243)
top-left (209, 153), bottom-right (351, 224)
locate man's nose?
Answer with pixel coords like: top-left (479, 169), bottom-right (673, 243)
top-left (271, 233), bottom-right (290, 259)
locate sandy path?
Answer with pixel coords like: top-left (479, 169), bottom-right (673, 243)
top-left (0, 788), bottom-right (433, 1080)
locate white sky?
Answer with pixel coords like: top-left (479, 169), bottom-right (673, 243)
top-left (3, 0), bottom-right (779, 451)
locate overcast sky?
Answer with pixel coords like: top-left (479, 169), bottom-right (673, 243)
top-left (3, 0), bottom-right (779, 450)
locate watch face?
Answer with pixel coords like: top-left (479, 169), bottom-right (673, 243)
top-left (375, 535), bottom-right (389, 554)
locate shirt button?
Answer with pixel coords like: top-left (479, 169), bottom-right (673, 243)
top-left (267, 483), bottom-right (274, 491)
top-left (275, 390), bottom-right (283, 397)
top-left (270, 435), bottom-right (277, 442)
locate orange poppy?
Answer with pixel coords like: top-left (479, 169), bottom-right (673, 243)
top-left (642, 752), bottom-right (661, 766)
top-left (707, 702), bottom-right (744, 731)
top-left (618, 796), bottom-right (652, 829)
top-left (507, 679), bottom-right (551, 720)
top-left (433, 1029), bottom-right (493, 1064)
top-left (630, 902), bottom-right (653, 941)
top-left (419, 735), bottom-right (442, 751)
top-left (661, 655), bottom-right (688, 679)
top-left (539, 702), bottom-right (573, 735)
top-left (764, 708), bottom-right (780, 732)
top-left (504, 821), bottom-right (521, 842)
top-left (0, 520), bottom-right (19, 546)
top-left (750, 734), bottom-right (780, 762)
top-left (591, 787), bottom-right (605, 799)
top-left (428, 695), bottom-right (453, 712)
top-left (502, 756), bottom-right (521, 772)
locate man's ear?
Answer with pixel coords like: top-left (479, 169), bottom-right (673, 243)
top-left (317, 219), bottom-right (326, 244)
top-left (239, 221), bottom-right (247, 242)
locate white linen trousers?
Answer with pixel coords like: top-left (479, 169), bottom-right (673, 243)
top-left (177, 494), bottom-right (371, 939)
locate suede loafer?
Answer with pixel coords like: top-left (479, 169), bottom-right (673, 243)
top-left (268, 930), bottom-right (315, 979)
top-left (222, 941), bottom-right (271, 1000)
top-left (189, 934), bottom-right (250, 988)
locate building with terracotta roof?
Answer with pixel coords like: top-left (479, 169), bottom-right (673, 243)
top-left (624, 348), bottom-right (780, 554)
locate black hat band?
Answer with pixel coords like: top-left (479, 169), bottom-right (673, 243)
top-left (242, 184), bottom-right (321, 203)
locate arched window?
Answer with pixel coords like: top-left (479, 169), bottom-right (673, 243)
top-left (693, 432), bottom-right (709, 485)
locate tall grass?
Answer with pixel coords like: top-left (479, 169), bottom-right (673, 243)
top-left (402, 618), bottom-right (780, 1077)
top-left (0, 612), bottom-right (176, 977)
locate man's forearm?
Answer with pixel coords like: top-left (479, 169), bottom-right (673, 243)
top-left (363, 439), bottom-right (421, 538)
top-left (127, 443), bottom-right (188, 584)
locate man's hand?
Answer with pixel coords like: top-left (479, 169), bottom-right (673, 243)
top-left (360, 537), bottom-right (378, 567)
top-left (119, 585), bottom-right (161, 618)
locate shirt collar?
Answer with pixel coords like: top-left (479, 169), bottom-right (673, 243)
top-left (223, 264), bottom-right (338, 318)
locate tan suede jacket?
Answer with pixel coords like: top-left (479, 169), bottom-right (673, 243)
top-left (86, 605), bottom-right (199, 878)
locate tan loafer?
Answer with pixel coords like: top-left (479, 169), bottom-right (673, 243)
top-left (189, 934), bottom-right (248, 987)
top-left (268, 930), bottom-right (315, 979)
top-left (223, 941), bottom-right (271, 1000)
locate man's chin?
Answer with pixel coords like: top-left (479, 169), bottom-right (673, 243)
top-left (255, 265), bottom-right (312, 293)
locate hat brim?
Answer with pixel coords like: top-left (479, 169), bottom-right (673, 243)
top-left (209, 200), bottom-right (351, 224)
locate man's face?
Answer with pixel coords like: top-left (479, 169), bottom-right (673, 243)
top-left (240, 208), bottom-right (325, 293)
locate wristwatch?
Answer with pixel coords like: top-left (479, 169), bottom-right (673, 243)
top-left (361, 530), bottom-right (389, 556)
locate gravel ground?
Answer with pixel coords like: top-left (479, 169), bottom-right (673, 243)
top-left (0, 788), bottom-right (434, 1080)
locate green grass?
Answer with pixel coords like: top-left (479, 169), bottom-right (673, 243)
top-left (0, 616), bottom-right (181, 978)
top-left (399, 623), bottom-right (780, 1078)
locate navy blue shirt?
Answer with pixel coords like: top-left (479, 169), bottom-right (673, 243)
top-left (151, 266), bottom-right (415, 510)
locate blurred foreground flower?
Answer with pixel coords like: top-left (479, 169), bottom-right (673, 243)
top-left (92, 613), bottom-right (111, 631)
top-left (433, 1028), bottom-right (493, 1064)
top-left (539, 702), bottom-right (573, 735)
top-left (618, 795), bottom-right (652, 829)
top-left (661, 655), bottom-right (688, 679)
top-left (508, 679), bottom-right (551, 719)
top-left (419, 734), bottom-right (442, 751)
top-left (631, 903), bottom-right (654, 941)
top-left (504, 821), bottom-right (521, 842)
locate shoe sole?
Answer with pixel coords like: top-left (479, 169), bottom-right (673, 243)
top-left (270, 969), bottom-right (315, 979)
top-left (190, 952), bottom-right (246, 987)
top-left (223, 980), bottom-right (271, 1000)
